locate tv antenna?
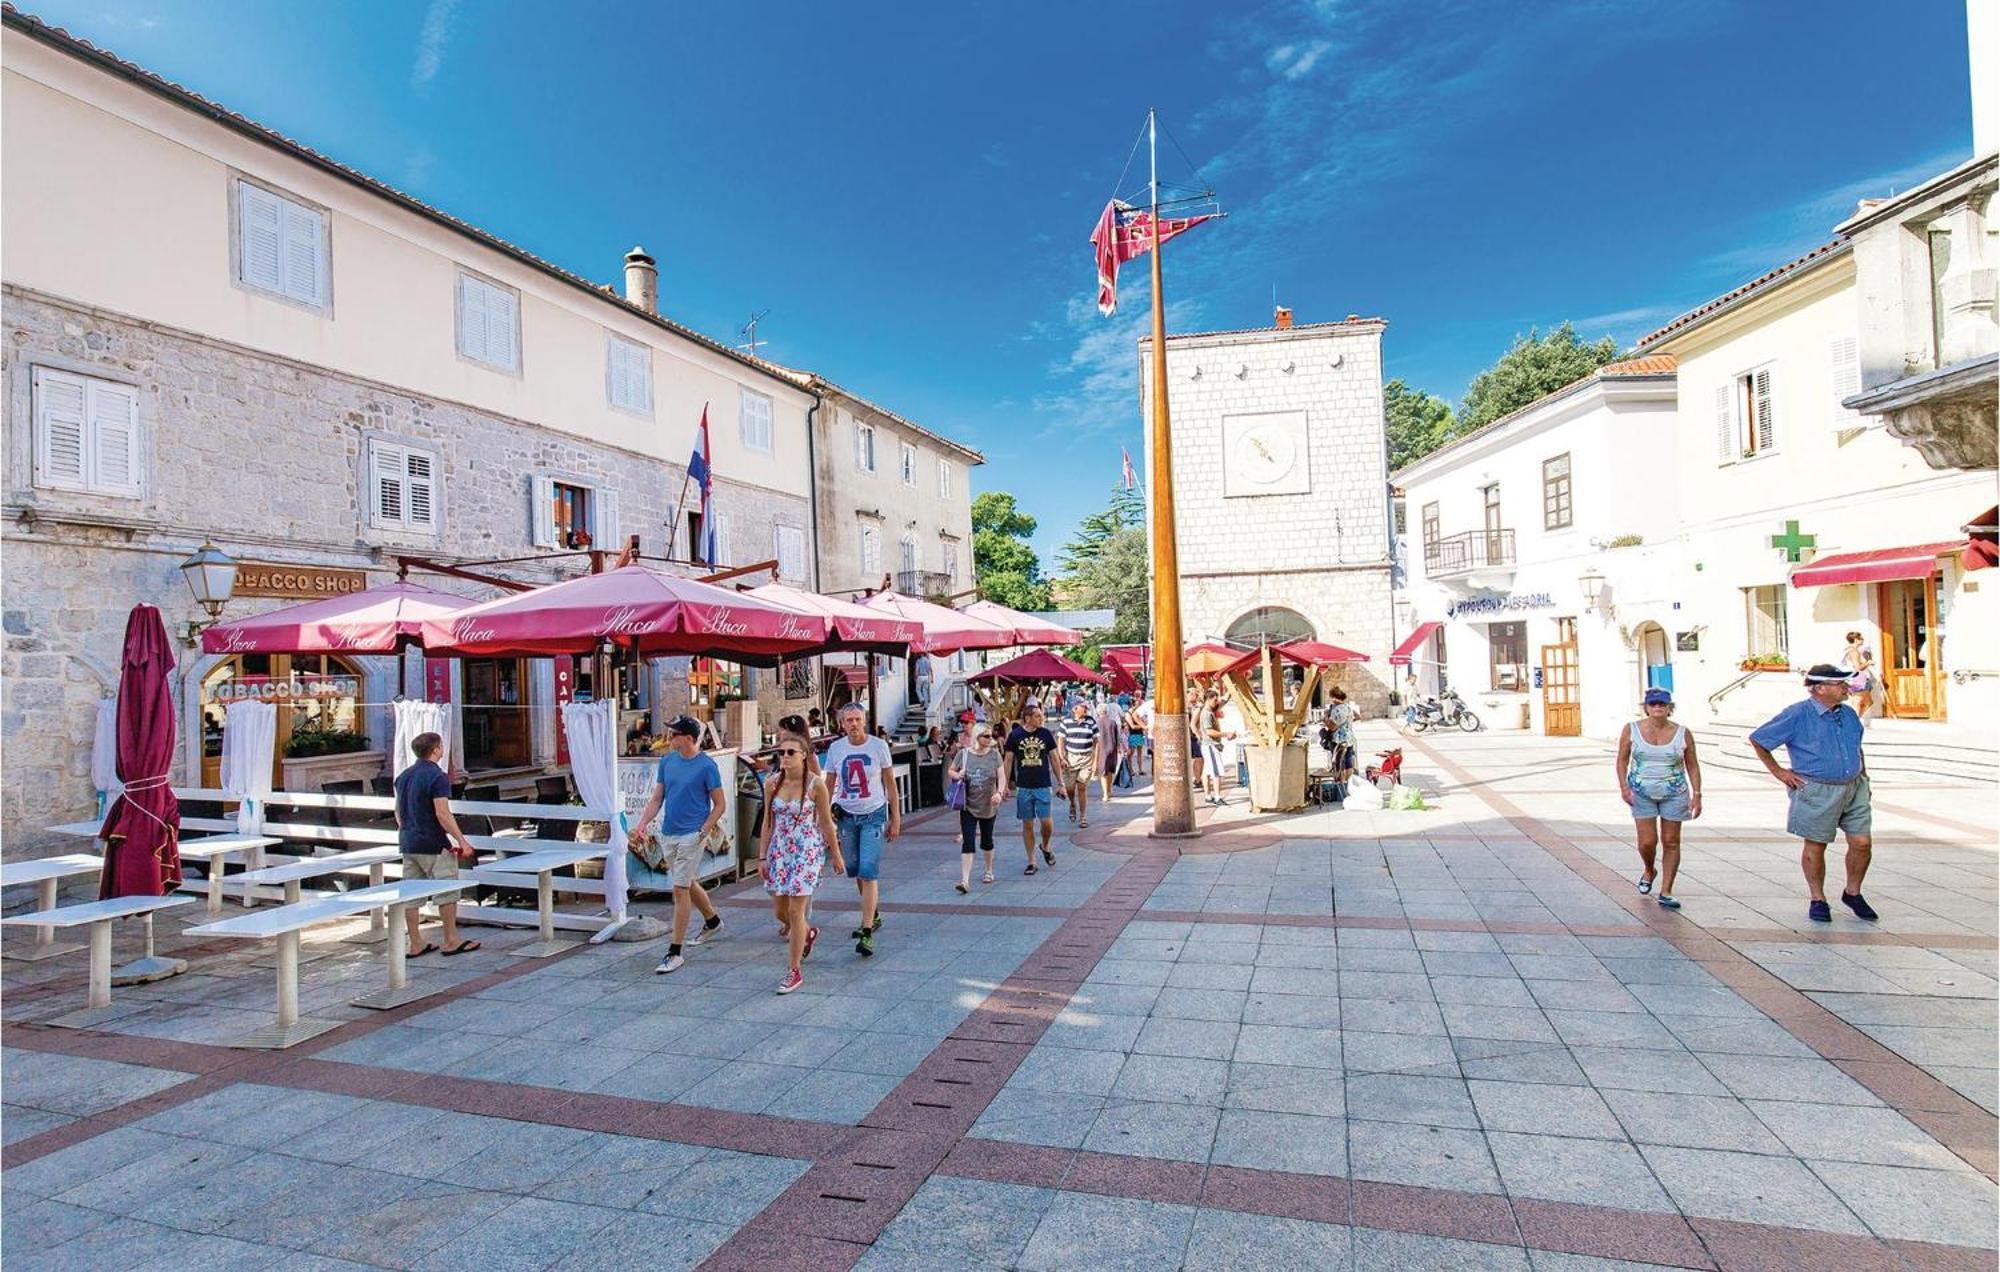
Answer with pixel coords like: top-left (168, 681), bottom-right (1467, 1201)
top-left (737, 309), bottom-right (771, 356)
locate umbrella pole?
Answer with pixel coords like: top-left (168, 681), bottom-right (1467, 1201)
top-left (866, 653), bottom-right (879, 734)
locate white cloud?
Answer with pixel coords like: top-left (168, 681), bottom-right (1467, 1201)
top-left (412, 0), bottom-right (459, 92)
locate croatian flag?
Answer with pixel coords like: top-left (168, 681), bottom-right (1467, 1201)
top-left (1121, 446), bottom-right (1138, 491)
top-left (688, 406), bottom-right (716, 564)
top-left (1091, 200), bottom-right (1216, 316)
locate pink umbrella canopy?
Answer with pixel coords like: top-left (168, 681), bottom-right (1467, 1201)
top-left (967, 648), bottom-right (1111, 686)
top-left (855, 590), bottom-right (1014, 655)
top-left (99, 604), bottom-right (181, 898)
top-left (201, 580), bottom-right (474, 655)
top-left (418, 563), bottom-right (831, 662)
top-left (960, 599), bottom-right (1081, 647)
top-left (746, 583), bottom-right (920, 655)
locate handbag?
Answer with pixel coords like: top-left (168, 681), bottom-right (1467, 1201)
top-left (946, 776), bottom-right (967, 810)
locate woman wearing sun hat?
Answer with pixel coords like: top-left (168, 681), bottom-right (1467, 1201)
top-left (1614, 687), bottom-right (1703, 909)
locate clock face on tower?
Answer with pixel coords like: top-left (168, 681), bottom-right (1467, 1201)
top-left (1222, 410), bottom-right (1311, 497)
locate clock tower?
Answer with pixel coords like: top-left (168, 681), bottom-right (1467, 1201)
top-left (1138, 310), bottom-right (1396, 713)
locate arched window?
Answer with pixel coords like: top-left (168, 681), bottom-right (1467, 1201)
top-left (1224, 607), bottom-right (1315, 648)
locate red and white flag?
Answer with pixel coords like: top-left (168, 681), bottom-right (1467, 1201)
top-left (1091, 200), bottom-right (1216, 316)
top-left (1121, 447), bottom-right (1138, 491)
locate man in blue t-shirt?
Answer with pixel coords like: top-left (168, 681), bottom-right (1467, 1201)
top-left (1750, 665), bottom-right (1876, 924)
top-left (392, 732), bottom-right (477, 957)
top-left (636, 716), bottom-right (728, 973)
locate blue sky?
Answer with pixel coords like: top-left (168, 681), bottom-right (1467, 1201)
top-left (23, 0), bottom-right (1975, 564)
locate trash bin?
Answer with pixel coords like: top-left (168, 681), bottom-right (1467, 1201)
top-left (733, 767), bottom-right (764, 874)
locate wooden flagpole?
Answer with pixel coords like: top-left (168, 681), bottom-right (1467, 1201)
top-left (1145, 107), bottom-right (1196, 838)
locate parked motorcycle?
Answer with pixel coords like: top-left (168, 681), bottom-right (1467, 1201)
top-left (1409, 688), bottom-right (1482, 733)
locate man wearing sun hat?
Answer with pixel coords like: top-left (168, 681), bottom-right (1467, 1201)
top-left (1749, 665), bottom-right (1876, 924)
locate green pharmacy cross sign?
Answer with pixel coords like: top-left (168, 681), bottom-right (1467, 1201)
top-left (1770, 520), bottom-right (1816, 563)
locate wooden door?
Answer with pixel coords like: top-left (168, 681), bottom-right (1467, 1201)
top-left (1540, 642), bottom-right (1580, 737)
top-left (1878, 578), bottom-right (1941, 719)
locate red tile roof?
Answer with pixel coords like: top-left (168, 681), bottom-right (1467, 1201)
top-left (1634, 241), bottom-right (1850, 350)
top-left (1598, 354), bottom-right (1678, 376)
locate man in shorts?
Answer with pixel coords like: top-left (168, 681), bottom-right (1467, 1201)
top-left (1750, 665), bottom-right (1877, 924)
top-left (1059, 697), bottom-right (1102, 827)
top-left (392, 732), bottom-right (477, 956)
top-left (1005, 703), bottom-right (1059, 872)
top-left (825, 702), bottom-right (899, 956)
top-left (639, 716), bottom-right (729, 973)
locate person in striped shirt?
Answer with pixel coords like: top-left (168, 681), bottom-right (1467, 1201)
top-left (1058, 698), bottom-right (1103, 828)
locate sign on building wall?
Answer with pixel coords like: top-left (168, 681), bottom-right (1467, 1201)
top-left (1446, 592), bottom-right (1556, 619)
top-left (233, 564), bottom-right (369, 599)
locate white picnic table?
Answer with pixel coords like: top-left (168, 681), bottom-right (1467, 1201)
top-left (183, 878), bottom-right (471, 1047)
top-left (1, 855), bottom-right (103, 961)
top-left (467, 844), bottom-right (608, 957)
top-left (1, 894), bottom-right (195, 1026)
top-left (45, 821), bottom-right (278, 913)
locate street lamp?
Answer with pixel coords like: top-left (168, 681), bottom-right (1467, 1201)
top-left (1578, 568), bottom-right (1606, 614)
top-left (178, 540), bottom-right (237, 646)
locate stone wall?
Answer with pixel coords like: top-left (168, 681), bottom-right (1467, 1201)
top-left (2, 288), bottom-right (813, 859)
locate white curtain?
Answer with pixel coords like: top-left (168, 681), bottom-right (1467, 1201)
top-left (561, 698), bottom-right (628, 928)
top-left (392, 699), bottom-right (451, 778)
top-left (220, 699), bottom-right (277, 835)
top-left (92, 696), bottom-right (122, 815)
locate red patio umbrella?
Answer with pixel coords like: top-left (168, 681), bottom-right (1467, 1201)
top-left (201, 580), bottom-right (473, 655)
top-left (98, 604), bottom-right (182, 898)
top-left (959, 600), bottom-right (1080, 647)
top-left (417, 562), bottom-right (830, 663)
top-left (855, 590), bottom-right (1014, 655)
top-left (967, 648), bottom-right (1112, 687)
top-left (1184, 642), bottom-right (1245, 680)
top-left (746, 583), bottom-right (920, 655)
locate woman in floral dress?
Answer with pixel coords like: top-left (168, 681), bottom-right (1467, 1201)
top-left (759, 728), bottom-right (844, 993)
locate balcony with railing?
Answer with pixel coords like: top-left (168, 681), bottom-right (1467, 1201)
top-left (897, 569), bottom-right (955, 599)
top-left (1424, 529), bottom-right (1516, 581)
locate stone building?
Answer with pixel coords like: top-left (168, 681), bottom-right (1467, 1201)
top-left (1139, 309), bottom-right (1396, 714)
top-left (0, 11), bottom-right (831, 854)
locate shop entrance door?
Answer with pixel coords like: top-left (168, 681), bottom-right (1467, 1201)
top-left (461, 657), bottom-right (531, 770)
top-left (1540, 618), bottom-right (1580, 737)
top-left (1878, 577), bottom-right (1943, 720)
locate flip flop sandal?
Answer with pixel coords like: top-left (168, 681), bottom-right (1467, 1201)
top-left (1078, 819), bottom-right (1089, 828)
top-left (441, 940), bottom-right (482, 956)
top-left (408, 943), bottom-right (439, 958)
top-left (982, 871), bottom-right (995, 884)
top-left (1657, 895), bottom-right (1681, 910)
top-left (1024, 863), bottom-right (1038, 875)
top-left (1635, 877), bottom-right (1654, 895)
top-left (1042, 848), bottom-right (1056, 866)
top-left (955, 882), bottom-right (970, 894)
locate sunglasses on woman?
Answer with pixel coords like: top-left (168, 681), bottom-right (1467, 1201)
top-left (778, 747), bottom-right (803, 757)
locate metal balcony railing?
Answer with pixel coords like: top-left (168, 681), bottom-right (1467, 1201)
top-left (1425, 529), bottom-right (1516, 577)
top-left (897, 569), bottom-right (955, 598)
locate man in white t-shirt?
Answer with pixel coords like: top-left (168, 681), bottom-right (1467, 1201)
top-left (823, 702), bottom-right (900, 956)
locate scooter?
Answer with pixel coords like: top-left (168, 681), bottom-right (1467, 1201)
top-left (1409, 688), bottom-right (1482, 733)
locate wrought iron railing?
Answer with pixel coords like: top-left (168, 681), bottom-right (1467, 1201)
top-left (1424, 529), bottom-right (1515, 577)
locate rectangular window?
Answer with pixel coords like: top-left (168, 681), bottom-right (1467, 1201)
top-left (900, 442), bottom-right (917, 486)
top-left (940, 539), bottom-right (959, 587)
top-left (859, 523), bottom-right (882, 574)
top-left (552, 482), bottom-right (590, 547)
top-left (1828, 334), bottom-right (1863, 427)
top-left (739, 388), bottom-right (774, 453)
top-left (605, 335), bottom-right (652, 414)
top-left (1488, 620), bottom-right (1527, 693)
top-left (709, 511), bottom-right (732, 567)
top-left (1392, 500), bottom-right (1407, 536)
top-left (1928, 227), bottom-right (1952, 368)
top-left (781, 657), bottom-right (814, 699)
top-left (898, 535), bottom-right (918, 575)
top-left (1744, 584), bottom-right (1790, 660)
top-left (774, 525), bottom-right (807, 580)
top-left (532, 476), bottom-right (618, 550)
top-left (32, 367), bottom-right (143, 498)
top-left (1717, 368), bottom-right (1776, 462)
top-left (456, 271), bottom-right (520, 372)
top-left (1421, 501), bottom-right (1439, 565)
top-left (236, 180), bottom-right (328, 309)
top-left (938, 458), bottom-right (953, 498)
top-left (369, 440), bottom-right (438, 532)
top-left (1542, 453), bottom-right (1572, 530)
top-left (854, 417), bottom-right (877, 472)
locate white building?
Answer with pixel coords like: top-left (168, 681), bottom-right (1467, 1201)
top-left (1391, 359), bottom-right (1679, 735)
top-left (1140, 309), bottom-right (1396, 714)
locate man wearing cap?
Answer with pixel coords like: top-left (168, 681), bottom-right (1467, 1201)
top-left (637, 715), bottom-right (728, 974)
top-left (1750, 665), bottom-right (1877, 923)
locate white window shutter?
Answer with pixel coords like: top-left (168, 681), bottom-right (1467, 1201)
top-left (594, 487), bottom-right (621, 550)
top-left (404, 450), bottom-right (435, 528)
top-left (492, 286), bottom-right (518, 371)
top-left (372, 443), bottom-right (405, 527)
top-left (938, 459), bottom-right (951, 498)
top-left (531, 475), bottom-right (556, 548)
top-left (457, 277), bottom-right (485, 362)
top-left (1830, 335), bottom-right (1861, 425)
top-left (280, 202), bottom-right (324, 305)
top-left (33, 368), bottom-right (88, 490)
top-left (87, 381), bottom-right (141, 495)
top-left (1713, 384), bottom-right (1735, 464)
top-left (238, 183), bottom-right (284, 295)
top-left (1753, 369), bottom-right (1775, 452)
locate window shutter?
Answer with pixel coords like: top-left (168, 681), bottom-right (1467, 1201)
top-left (1713, 384), bottom-right (1735, 463)
top-left (938, 459), bottom-right (951, 498)
top-left (1753, 369), bottom-right (1775, 453)
top-left (531, 475), bottom-right (556, 547)
top-left (404, 449), bottom-right (435, 528)
top-left (33, 368), bottom-right (88, 490)
top-left (458, 277), bottom-right (486, 362)
top-left (88, 380), bottom-right (141, 495)
top-left (491, 286), bottom-right (518, 371)
top-left (372, 443), bottom-right (405, 526)
top-left (280, 202), bottom-right (324, 305)
top-left (594, 487), bottom-right (621, 550)
top-left (238, 183), bottom-right (284, 295)
top-left (1829, 335), bottom-right (1861, 425)
top-left (739, 389), bottom-right (772, 451)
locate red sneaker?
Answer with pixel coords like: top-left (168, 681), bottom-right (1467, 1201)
top-left (777, 968), bottom-right (804, 994)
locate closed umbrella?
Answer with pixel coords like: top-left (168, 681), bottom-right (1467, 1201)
top-left (98, 604), bottom-right (181, 898)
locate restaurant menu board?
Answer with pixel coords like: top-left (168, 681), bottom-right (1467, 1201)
top-left (616, 750), bottom-right (739, 870)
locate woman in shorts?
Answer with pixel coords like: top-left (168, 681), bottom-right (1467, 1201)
top-left (1615, 688), bottom-right (1702, 910)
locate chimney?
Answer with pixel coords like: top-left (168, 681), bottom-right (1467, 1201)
top-left (623, 246), bottom-right (658, 314)
top-left (1274, 306), bottom-right (1293, 329)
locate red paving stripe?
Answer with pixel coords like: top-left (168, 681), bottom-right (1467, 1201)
top-left (717, 895), bottom-right (1078, 920)
top-left (1873, 800), bottom-right (1998, 838)
top-left (1403, 732), bottom-right (2000, 1182)
top-left (0, 1068), bottom-right (242, 1169)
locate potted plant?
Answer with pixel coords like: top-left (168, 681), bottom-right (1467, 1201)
top-left (281, 714), bottom-right (385, 791)
top-left (1738, 652), bottom-right (1790, 672)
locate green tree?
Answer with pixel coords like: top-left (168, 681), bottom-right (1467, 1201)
top-left (1057, 486), bottom-right (1144, 575)
top-left (1383, 379), bottom-right (1456, 472)
top-left (1456, 322), bottom-right (1622, 433)
top-left (971, 491), bottom-right (1051, 612)
top-left (1058, 488), bottom-right (1150, 663)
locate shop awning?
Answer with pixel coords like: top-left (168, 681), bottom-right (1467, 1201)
top-left (1389, 622), bottom-right (1442, 666)
top-left (831, 665), bottom-right (870, 689)
top-left (1790, 542), bottom-right (1960, 589)
top-left (1963, 507), bottom-right (1997, 572)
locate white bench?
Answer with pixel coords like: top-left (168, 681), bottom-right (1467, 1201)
top-left (47, 820), bottom-right (278, 914)
top-left (1, 894), bottom-right (195, 1027)
top-left (183, 878), bottom-right (470, 1046)
top-left (467, 845), bottom-right (608, 957)
top-left (1, 855), bottom-right (103, 962)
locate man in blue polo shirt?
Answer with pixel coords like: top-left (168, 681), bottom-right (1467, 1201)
top-left (1750, 664), bottom-right (1876, 924)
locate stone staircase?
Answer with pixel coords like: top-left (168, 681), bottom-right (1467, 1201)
top-left (1699, 716), bottom-right (1998, 788)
